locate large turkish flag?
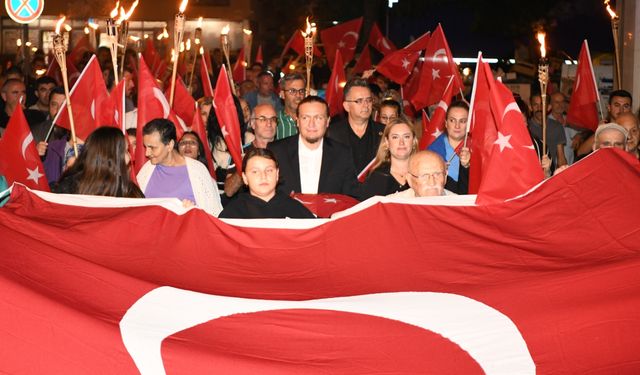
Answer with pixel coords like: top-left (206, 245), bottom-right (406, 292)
top-left (1, 149), bottom-right (639, 374)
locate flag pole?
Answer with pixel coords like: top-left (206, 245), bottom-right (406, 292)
top-left (106, 3), bottom-right (120, 85)
top-left (463, 51), bottom-right (482, 148)
top-left (170, 0), bottom-right (188, 107)
top-left (52, 17), bottom-right (79, 158)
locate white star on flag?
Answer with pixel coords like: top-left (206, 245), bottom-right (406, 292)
top-left (432, 68), bottom-right (440, 80)
top-left (431, 129), bottom-right (443, 138)
top-left (221, 125), bottom-right (229, 137)
top-left (338, 40), bottom-right (346, 48)
top-left (401, 58), bottom-right (410, 70)
top-left (323, 198), bottom-right (337, 204)
top-left (494, 132), bottom-right (513, 152)
top-left (26, 167), bottom-right (44, 184)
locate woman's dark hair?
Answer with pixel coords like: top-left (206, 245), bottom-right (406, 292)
top-left (143, 118), bottom-right (177, 144)
top-left (445, 100), bottom-right (469, 118)
top-left (178, 131), bottom-right (208, 166)
top-left (206, 95), bottom-right (246, 146)
top-left (379, 99), bottom-right (402, 115)
top-left (58, 127), bottom-right (143, 198)
top-left (241, 147), bottom-right (279, 172)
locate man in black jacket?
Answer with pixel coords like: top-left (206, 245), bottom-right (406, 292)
top-left (268, 96), bottom-right (361, 199)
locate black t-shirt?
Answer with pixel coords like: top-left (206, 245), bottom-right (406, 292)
top-left (219, 192), bottom-right (315, 219)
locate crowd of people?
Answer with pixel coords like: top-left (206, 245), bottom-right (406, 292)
top-left (1, 42), bottom-right (639, 219)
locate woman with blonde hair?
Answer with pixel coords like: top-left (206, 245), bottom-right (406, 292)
top-left (361, 118), bottom-right (418, 198)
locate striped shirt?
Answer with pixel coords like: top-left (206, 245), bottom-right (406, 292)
top-left (276, 110), bottom-right (298, 140)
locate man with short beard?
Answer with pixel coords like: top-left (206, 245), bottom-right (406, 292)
top-left (268, 96), bottom-right (361, 199)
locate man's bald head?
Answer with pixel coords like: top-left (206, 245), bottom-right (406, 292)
top-left (615, 112), bottom-right (640, 153)
top-left (407, 151), bottom-right (447, 197)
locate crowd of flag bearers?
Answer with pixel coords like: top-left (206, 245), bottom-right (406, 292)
top-left (1, 19), bottom-right (639, 218)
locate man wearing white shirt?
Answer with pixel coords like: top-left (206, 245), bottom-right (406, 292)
top-left (268, 96), bottom-right (362, 199)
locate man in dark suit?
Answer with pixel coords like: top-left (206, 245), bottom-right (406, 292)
top-left (327, 78), bottom-right (385, 173)
top-left (268, 96), bottom-right (361, 199)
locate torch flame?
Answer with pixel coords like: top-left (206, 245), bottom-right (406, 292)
top-left (110, 1), bottom-right (119, 18)
top-left (604, 0), bottom-right (618, 19)
top-left (536, 32), bottom-right (546, 58)
top-left (221, 24), bottom-right (230, 35)
top-left (197, 16), bottom-right (203, 28)
top-left (16, 38), bottom-right (22, 47)
top-left (186, 39), bottom-right (191, 50)
top-left (178, 0), bottom-right (188, 13)
top-left (84, 26), bottom-right (90, 34)
top-left (243, 28), bottom-right (252, 35)
top-left (302, 17), bottom-right (316, 37)
top-left (124, 0), bottom-right (138, 20)
top-left (179, 41), bottom-right (185, 52)
top-left (25, 41), bottom-right (31, 47)
top-left (199, 46), bottom-right (204, 54)
top-left (118, 7), bottom-right (126, 23)
top-left (64, 24), bottom-right (72, 32)
top-left (55, 16), bottom-right (66, 34)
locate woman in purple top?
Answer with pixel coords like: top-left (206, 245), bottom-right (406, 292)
top-left (136, 119), bottom-right (222, 216)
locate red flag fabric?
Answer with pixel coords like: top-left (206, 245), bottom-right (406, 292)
top-left (67, 34), bottom-right (94, 67)
top-left (325, 51), bottom-right (346, 117)
top-left (475, 64), bottom-right (544, 204)
top-left (200, 57), bottom-right (214, 98)
top-left (290, 193), bottom-right (359, 218)
top-left (134, 56), bottom-right (186, 173)
top-left (1, 148), bottom-right (640, 374)
top-left (212, 66), bottom-right (243, 175)
top-left (255, 44), bottom-right (263, 64)
top-left (52, 55), bottom-right (113, 141)
top-left (232, 47), bottom-right (246, 83)
top-left (566, 40), bottom-right (600, 131)
top-left (419, 75), bottom-right (455, 150)
top-left (368, 23), bottom-right (396, 55)
top-left (411, 25), bottom-right (463, 110)
top-left (320, 17), bottom-right (363, 64)
top-left (375, 48), bottom-right (420, 85)
top-left (405, 31), bottom-right (431, 52)
top-left (401, 60), bottom-right (423, 117)
top-left (468, 54), bottom-right (496, 194)
top-left (109, 78), bottom-right (127, 132)
top-left (0, 106), bottom-right (50, 191)
top-left (190, 109), bottom-right (216, 178)
top-left (165, 76), bottom-right (195, 127)
top-left (352, 45), bottom-right (372, 74)
top-left (281, 30), bottom-right (322, 60)
top-left (45, 55), bottom-right (81, 87)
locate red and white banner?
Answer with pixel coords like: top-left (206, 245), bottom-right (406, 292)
top-left (1, 149), bottom-right (639, 374)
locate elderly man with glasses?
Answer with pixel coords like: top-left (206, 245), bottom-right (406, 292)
top-left (327, 78), bottom-right (385, 173)
top-left (224, 103), bottom-right (278, 198)
top-left (276, 73), bottom-right (306, 140)
top-left (389, 151), bottom-right (455, 198)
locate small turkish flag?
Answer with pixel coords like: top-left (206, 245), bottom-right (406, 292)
top-left (212, 66), bottom-right (243, 175)
top-left (474, 60), bottom-right (544, 204)
top-left (411, 24), bottom-right (462, 110)
top-left (352, 45), bottom-right (372, 74)
top-left (320, 17), bottom-right (363, 64)
top-left (566, 40), bottom-right (600, 131)
top-left (376, 48), bottom-right (420, 85)
top-left (326, 50), bottom-right (346, 117)
top-left (232, 47), bottom-right (246, 83)
top-left (419, 75), bottom-right (455, 150)
top-left (165, 76), bottom-right (195, 128)
top-left (200, 55), bottom-right (214, 98)
top-left (0, 106), bottom-right (50, 191)
top-left (52, 55), bottom-right (113, 141)
top-left (368, 23), bottom-right (396, 55)
top-left (404, 30), bottom-right (431, 52)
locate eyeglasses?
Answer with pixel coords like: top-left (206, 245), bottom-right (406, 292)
top-left (345, 97), bottom-right (374, 105)
top-left (408, 171), bottom-right (445, 181)
top-left (299, 114), bottom-right (328, 122)
top-left (178, 140), bottom-right (198, 148)
top-left (285, 88), bottom-right (306, 96)
top-left (252, 116), bottom-right (278, 125)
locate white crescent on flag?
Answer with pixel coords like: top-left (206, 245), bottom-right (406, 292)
top-left (433, 48), bottom-right (447, 61)
top-left (378, 37), bottom-right (391, 51)
top-left (121, 287), bottom-right (535, 375)
top-left (90, 99), bottom-right (96, 120)
top-left (339, 31), bottom-right (359, 50)
top-left (502, 102), bottom-right (521, 122)
top-left (21, 133), bottom-right (34, 159)
top-left (152, 87), bottom-right (171, 119)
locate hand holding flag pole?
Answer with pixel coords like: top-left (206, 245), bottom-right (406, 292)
top-left (537, 31), bottom-right (549, 158)
top-left (170, 0), bottom-right (188, 107)
top-left (52, 16), bottom-right (79, 157)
